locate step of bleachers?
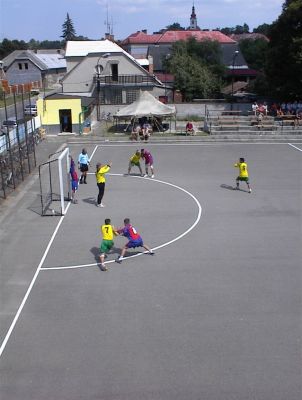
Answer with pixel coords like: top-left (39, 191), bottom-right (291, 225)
top-left (206, 113), bottom-right (301, 135)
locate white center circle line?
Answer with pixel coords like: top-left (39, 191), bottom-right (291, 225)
top-left (41, 174), bottom-right (202, 271)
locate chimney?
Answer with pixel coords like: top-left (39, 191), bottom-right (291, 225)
top-left (105, 33), bottom-right (114, 41)
top-left (148, 55), bottom-right (153, 74)
top-left (142, 29), bottom-right (147, 34)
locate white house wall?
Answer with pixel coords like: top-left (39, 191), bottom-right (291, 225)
top-left (62, 53), bottom-right (150, 94)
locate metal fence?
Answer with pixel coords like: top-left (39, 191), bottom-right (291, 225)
top-left (0, 119), bottom-right (41, 199)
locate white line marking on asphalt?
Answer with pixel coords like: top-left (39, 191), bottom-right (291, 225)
top-left (41, 174), bottom-right (202, 271)
top-left (288, 143), bottom-right (302, 152)
top-left (0, 202), bottom-right (72, 358)
top-left (89, 145), bottom-right (99, 161)
top-left (71, 142), bottom-right (294, 148)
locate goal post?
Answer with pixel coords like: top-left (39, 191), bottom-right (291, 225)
top-left (39, 147), bottom-right (71, 216)
top-left (58, 148), bottom-right (70, 214)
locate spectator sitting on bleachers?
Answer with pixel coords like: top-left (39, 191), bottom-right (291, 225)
top-left (252, 102), bottom-right (259, 116)
top-left (140, 120), bottom-right (152, 142)
top-left (130, 124), bottom-right (142, 141)
top-left (276, 106), bottom-right (284, 116)
top-left (281, 102), bottom-right (286, 114)
top-left (257, 103), bottom-right (267, 116)
top-left (270, 103), bottom-right (278, 117)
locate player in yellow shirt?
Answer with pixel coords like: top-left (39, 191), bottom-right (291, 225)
top-left (99, 218), bottom-right (118, 271)
top-left (234, 157), bottom-right (252, 193)
top-left (95, 162), bottom-right (112, 207)
top-left (127, 150), bottom-right (143, 176)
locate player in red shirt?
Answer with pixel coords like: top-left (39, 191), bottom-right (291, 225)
top-left (141, 149), bottom-right (154, 178)
top-left (115, 218), bottom-right (154, 263)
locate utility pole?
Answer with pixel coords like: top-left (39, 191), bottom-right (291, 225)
top-left (230, 50), bottom-right (239, 111)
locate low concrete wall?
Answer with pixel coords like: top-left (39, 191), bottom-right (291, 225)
top-left (97, 101), bottom-right (253, 119)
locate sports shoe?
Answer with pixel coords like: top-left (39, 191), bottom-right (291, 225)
top-left (144, 174), bottom-right (148, 177)
top-left (248, 188), bottom-right (252, 193)
top-left (149, 251), bottom-right (155, 256)
top-left (100, 203), bottom-right (105, 207)
top-left (100, 263), bottom-right (108, 271)
top-left (115, 258), bottom-right (122, 264)
top-left (151, 174), bottom-right (154, 178)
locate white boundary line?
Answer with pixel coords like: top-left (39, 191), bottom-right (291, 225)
top-left (0, 144), bottom-right (100, 358)
top-left (41, 174), bottom-right (202, 270)
top-left (89, 144), bottom-right (99, 160)
top-left (0, 202), bottom-right (71, 358)
top-left (73, 142), bottom-right (300, 148)
top-left (288, 143), bottom-right (302, 152)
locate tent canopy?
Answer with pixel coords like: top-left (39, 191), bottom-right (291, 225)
top-left (115, 91), bottom-right (176, 118)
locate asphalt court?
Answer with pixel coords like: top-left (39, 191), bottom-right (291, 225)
top-left (0, 142), bottom-right (301, 400)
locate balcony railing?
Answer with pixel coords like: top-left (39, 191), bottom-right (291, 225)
top-left (95, 74), bottom-right (157, 86)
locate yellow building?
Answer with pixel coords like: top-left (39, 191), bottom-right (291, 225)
top-left (37, 93), bottom-right (94, 134)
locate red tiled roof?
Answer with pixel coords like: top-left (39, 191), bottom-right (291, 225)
top-left (122, 30), bottom-right (236, 45)
top-left (158, 30), bottom-right (235, 44)
top-left (122, 31), bottom-right (162, 45)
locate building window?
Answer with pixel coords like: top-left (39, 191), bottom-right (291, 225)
top-left (18, 63), bottom-right (22, 70)
top-left (112, 89), bottom-right (122, 104)
top-left (111, 64), bottom-right (118, 82)
top-left (24, 63), bottom-right (28, 69)
top-left (126, 90), bottom-right (138, 104)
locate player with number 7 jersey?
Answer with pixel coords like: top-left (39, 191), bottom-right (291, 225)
top-left (99, 218), bottom-right (118, 271)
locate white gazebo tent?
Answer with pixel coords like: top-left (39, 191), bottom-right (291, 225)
top-left (115, 91), bottom-right (176, 133)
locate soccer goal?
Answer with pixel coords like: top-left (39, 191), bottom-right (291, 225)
top-left (38, 147), bottom-right (71, 216)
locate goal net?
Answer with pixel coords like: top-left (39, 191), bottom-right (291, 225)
top-left (39, 147), bottom-right (71, 216)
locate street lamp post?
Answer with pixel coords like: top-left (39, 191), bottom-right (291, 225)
top-left (164, 53), bottom-right (170, 103)
top-left (230, 50), bottom-right (239, 111)
top-left (95, 63), bottom-right (103, 121)
top-left (95, 53), bottom-right (111, 121)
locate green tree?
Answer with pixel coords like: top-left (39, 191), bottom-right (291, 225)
top-left (0, 38), bottom-right (28, 58)
top-left (166, 22), bottom-right (185, 31)
top-left (253, 23), bottom-right (271, 36)
top-left (28, 38), bottom-right (40, 50)
top-left (167, 42), bottom-right (222, 100)
top-left (61, 13), bottom-right (76, 41)
top-left (239, 38), bottom-right (269, 71)
top-left (217, 24), bottom-right (249, 35)
top-left (39, 40), bottom-right (64, 49)
top-left (266, 0), bottom-right (302, 99)
top-left (218, 27), bottom-right (234, 35)
top-left (234, 23), bottom-right (250, 34)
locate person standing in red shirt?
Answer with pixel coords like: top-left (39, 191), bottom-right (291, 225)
top-left (141, 149), bottom-right (154, 178)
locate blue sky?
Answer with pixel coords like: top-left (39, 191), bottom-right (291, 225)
top-left (0, 0), bottom-right (284, 42)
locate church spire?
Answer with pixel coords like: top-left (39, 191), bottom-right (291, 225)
top-left (190, 3), bottom-right (197, 30)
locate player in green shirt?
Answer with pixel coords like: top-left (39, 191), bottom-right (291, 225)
top-left (99, 218), bottom-right (118, 271)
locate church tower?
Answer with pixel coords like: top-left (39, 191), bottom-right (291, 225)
top-left (189, 4), bottom-right (197, 30)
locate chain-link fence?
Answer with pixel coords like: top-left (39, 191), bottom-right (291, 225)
top-left (0, 130), bottom-right (37, 199)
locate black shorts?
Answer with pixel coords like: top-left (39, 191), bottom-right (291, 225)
top-left (80, 164), bottom-right (89, 172)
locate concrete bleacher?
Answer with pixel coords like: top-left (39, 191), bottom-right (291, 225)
top-left (207, 113), bottom-right (302, 135)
